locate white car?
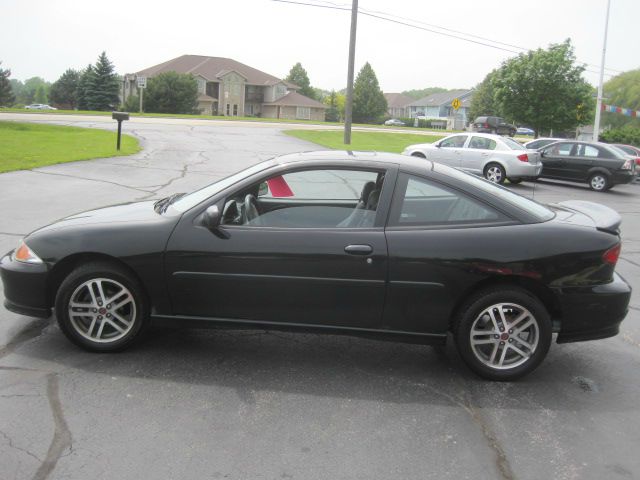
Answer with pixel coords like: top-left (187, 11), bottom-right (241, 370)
top-left (402, 133), bottom-right (542, 184)
top-left (25, 104), bottom-right (57, 110)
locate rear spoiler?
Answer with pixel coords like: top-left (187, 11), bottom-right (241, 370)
top-left (555, 200), bottom-right (622, 234)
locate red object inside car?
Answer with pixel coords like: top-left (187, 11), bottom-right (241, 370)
top-left (267, 176), bottom-right (294, 197)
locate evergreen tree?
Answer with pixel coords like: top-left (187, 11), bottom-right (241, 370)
top-left (352, 62), bottom-right (387, 124)
top-left (77, 65), bottom-right (94, 110)
top-left (86, 52), bottom-right (120, 111)
top-left (0, 62), bottom-right (14, 106)
top-left (324, 90), bottom-right (340, 122)
top-left (50, 68), bottom-right (80, 109)
top-left (285, 62), bottom-right (316, 100)
top-left (143, 71), bottom-right (198, 114)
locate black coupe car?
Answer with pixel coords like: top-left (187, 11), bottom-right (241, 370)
top-left (1, 151), bottom-right (631, 380)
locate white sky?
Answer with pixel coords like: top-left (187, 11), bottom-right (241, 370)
top-left (2, 0), bottom-right (638, 92)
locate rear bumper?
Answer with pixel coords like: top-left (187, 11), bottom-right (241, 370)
top-left (611, 171), bottom-right (635, 185)
top-left (554, 272), bottom-right (631, 344)
top-left (507, 162), bottom-right (543, 179)
top-left (0, 252), bottom-right (52, 319)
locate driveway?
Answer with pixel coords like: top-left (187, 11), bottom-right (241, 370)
top-left (1, 115), bottom-right (639, 480)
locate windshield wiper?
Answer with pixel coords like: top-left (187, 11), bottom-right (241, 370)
top-left (154, 193), bottom-right (185, 213)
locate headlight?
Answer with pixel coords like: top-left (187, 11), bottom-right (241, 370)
top-left (12, 240), bottom-right (43, 264)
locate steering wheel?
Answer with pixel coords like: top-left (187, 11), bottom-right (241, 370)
top-left (222, 199), bottom-right (241, 225)
top-left (243, 194), bottom-right (261, 225)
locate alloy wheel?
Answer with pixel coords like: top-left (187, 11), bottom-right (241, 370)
top-left (485, 165), bottom-right (504, 183)
top-left (590, 175), bottom-right (607, 191)
top-left (68, 278), bottom-right (137, 343)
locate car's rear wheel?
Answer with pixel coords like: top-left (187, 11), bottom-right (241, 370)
top-left (484, 163), bottom-right (506, 184)
top-left (411, 152), bottom-right (426, 159)
top-left (454, 287), bottom-right (552, 381)
top-left (589, 173), bottom-right (610, 192)
top-left (55, 262), bottom-right (149, 352)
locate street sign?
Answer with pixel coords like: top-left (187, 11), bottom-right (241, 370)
top-left (137, 76), bottom-right (147, 89)
top-left (451, 98), bottom-right (461, 111)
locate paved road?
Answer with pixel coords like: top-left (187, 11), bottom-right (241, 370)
top-left (1, 115), bottom-right (639, 480)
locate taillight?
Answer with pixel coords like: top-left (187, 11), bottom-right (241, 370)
top-left (603, 243), bottom-right (621, 265)
top-left (484, 123), bottom-right (489, 128)
top-left (517, 153), bottom-right (529, 162)
top-left (621, 159), bottom-right (632, 170)
top-left (635, 157), bottom-right (640, 166)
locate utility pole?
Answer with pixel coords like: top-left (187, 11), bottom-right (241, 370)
top-left (344, 0), bottom-right (358, 145)
top-left (593, 0), bottom-right (611, 141)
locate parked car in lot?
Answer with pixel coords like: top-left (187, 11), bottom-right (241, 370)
top-left (24, 104), bottom-right (57, 110)
top-left (516, 127), bottom-right (535, 136)
top-left (539, 141), bottom-right (636, 191)
top-left (2, 151), bottom-right (630, 380)
top-left (524, 138), bottom-right (563, 150)
top-left (402, 132), bottom-right (542, 184)
top-left (471, 116), bottom-right (517, 136)
top-left (612, 144), bottom-right (640, 166)
top-left (384, 118), bottom-right (405, 126)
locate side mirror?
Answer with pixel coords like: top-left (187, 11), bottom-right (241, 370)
top-left (435, 142), bottom-right (441, 148)
top-left (203, 205), bottom-right (220, 229)
top-left (540, 151), bottom-right (546, 158)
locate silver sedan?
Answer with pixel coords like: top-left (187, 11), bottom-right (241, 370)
top-left (402, 133), bottom-right (542, 184)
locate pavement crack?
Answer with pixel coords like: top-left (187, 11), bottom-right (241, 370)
top-left (620, 256), bottom-right (640, 268)
top-left (32, 373), bottom-right (72, 480)
top-left (0, 231), bottom-right (25, 237)
top-left (0, 428), bottom-right (43, 463)
top-left (27, 170), bottom-right (154, 194)
top-left (0, 319), bottom-right (50, 360)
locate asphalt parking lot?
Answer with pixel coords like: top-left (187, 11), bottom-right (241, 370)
top-left (1, 115), bottom-right (639, 480)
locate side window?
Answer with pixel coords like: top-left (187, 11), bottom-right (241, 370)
top-left (468, 136), bottom-right (497, 150)
top-left (389, 174), bottom-right (507, 227)
top-left (222, 169), bottom-right (384, 229)
top-left (578, 145), bottom-right (600, 158)
top-left (546, 143), bottom-right (573, 156)
top-left (440, 135), bottom-right (467, 148)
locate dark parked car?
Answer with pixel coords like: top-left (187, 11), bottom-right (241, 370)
top-left (539, 141), bottom-right (636, 191)
top-left (612, 144), bottom-right (640, 166)
top-left (472, 116), bottom-right (517, 136)
top-left (524, 138), bottom-right (563, 150)
top-left (1, 152), bottom-right (631, 380)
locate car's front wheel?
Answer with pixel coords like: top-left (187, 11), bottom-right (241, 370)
top-left (484, 163), bottom-right (506, 184)
top-left (55, 262), bottom-right (149, 352)
top-left (453, 287), bottom-right (552, 381)
top-left (589, 173), bottom-right (610, 192)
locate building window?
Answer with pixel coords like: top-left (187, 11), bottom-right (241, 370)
top-left (245, 104), bottom-right (254, 115)
top-left (233, 104), bottom-right (238, 116)
top-left (296, 107), bottom-right (311, 120)
top-left (226, 104), bottom-right (230, 116)
top-left (275, 84), bottom-right (287, 99)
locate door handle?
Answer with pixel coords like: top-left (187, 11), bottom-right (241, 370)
top-left (344, 244), bottom-right (373, 255)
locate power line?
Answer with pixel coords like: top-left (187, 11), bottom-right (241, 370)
top-left (270, 0), bottom-right (621, 78)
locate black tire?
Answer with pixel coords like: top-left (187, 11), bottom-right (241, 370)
top-left (411, 152), bottom-right (426, 159)
top-left (508, 177), bottom-right (522, 184)
top-left (453, 287), bottom-right (552, 381)
top-left (484, 163), bottom-right (506, 184)
top-left (55, 262), bottom-right (149, 352)
top-left (588, 172), bottom-right (610, 192)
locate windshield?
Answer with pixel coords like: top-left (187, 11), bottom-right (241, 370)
top-left (170, 160), bottom-right (276, 212)
top-left (436, 165), bottom-right (554, 221)
top-left (502, 137), bottom-right (526, 150)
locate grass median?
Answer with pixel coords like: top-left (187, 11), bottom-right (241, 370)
top-left (0, 121), bottom-right (140, 173)
top-left (284, 129), bottom-right (441, 153)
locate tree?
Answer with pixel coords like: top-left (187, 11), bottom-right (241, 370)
top-left (16, 77), bottom-right (49, 105)
top-left (77, 65), bottom-right (94, 110)
top-left (285, 62), bottom-right (316, 100)
top-left (86, 52), bottom-right (120, 111)
top-left (602, 69), bottom-right (640, 129)
top-left (402, 87), bottom-right (448, 100)
top-left (492, 40), bottom-right (593, 137)
top-left (600, 125), bottom-right (640, 146)
top-left (34, 84), bottom-right (48, 104)
top-left (352, 62), bottom-right (387, 124)
top-left (468, 70), bottom-right (501, 121)
top-left (0, 62), bottom-right (14, 106)
top-left (143, 71), bottom-right (198, 114)
top-left (50, 69), bottom-right (80, 109)
top-left (324, 90), bottom-right (340, 122)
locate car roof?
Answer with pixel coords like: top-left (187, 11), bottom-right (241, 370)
top-left (272, 150), bottom-right (434, 171)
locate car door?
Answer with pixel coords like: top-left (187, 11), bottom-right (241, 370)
top-left (460, 136), bottom-right (498, 174)
top-left (164, 165), bottom-right (397, 330)
top-left (432, 135), bottom-right (467, 168)
top-left (540, 142), bottom-right (575, 179)
top-left (566, 144), bottom-right (599, 181)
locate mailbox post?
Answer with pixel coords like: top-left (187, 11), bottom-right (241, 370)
top-left (111, 111), bottom-right (130, 151)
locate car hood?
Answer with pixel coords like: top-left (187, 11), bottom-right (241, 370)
top-left (28, 200), bottom-right (168, 236)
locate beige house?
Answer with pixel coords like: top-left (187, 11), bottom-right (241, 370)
top-left (124, 55), bottom-right (326, 120)
top-left (383, 93), bottom-right (413, 118)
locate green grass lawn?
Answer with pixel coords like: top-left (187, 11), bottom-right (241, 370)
top-left (283, 129), bottom-right (442, 153)
top-left (0, 121), bottom-right (141, 173)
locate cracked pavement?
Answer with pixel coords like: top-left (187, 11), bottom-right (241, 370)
top-left (1, 114), bottom-right (640, 480)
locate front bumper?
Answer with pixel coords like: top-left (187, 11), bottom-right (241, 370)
top-left (0, 252), bottom-right (52, 319)
top-left (554, 272), bottom-right (631, 343)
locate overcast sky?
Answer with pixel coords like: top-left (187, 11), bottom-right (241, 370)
top-left (2, 0), bottom-right (638, 93)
